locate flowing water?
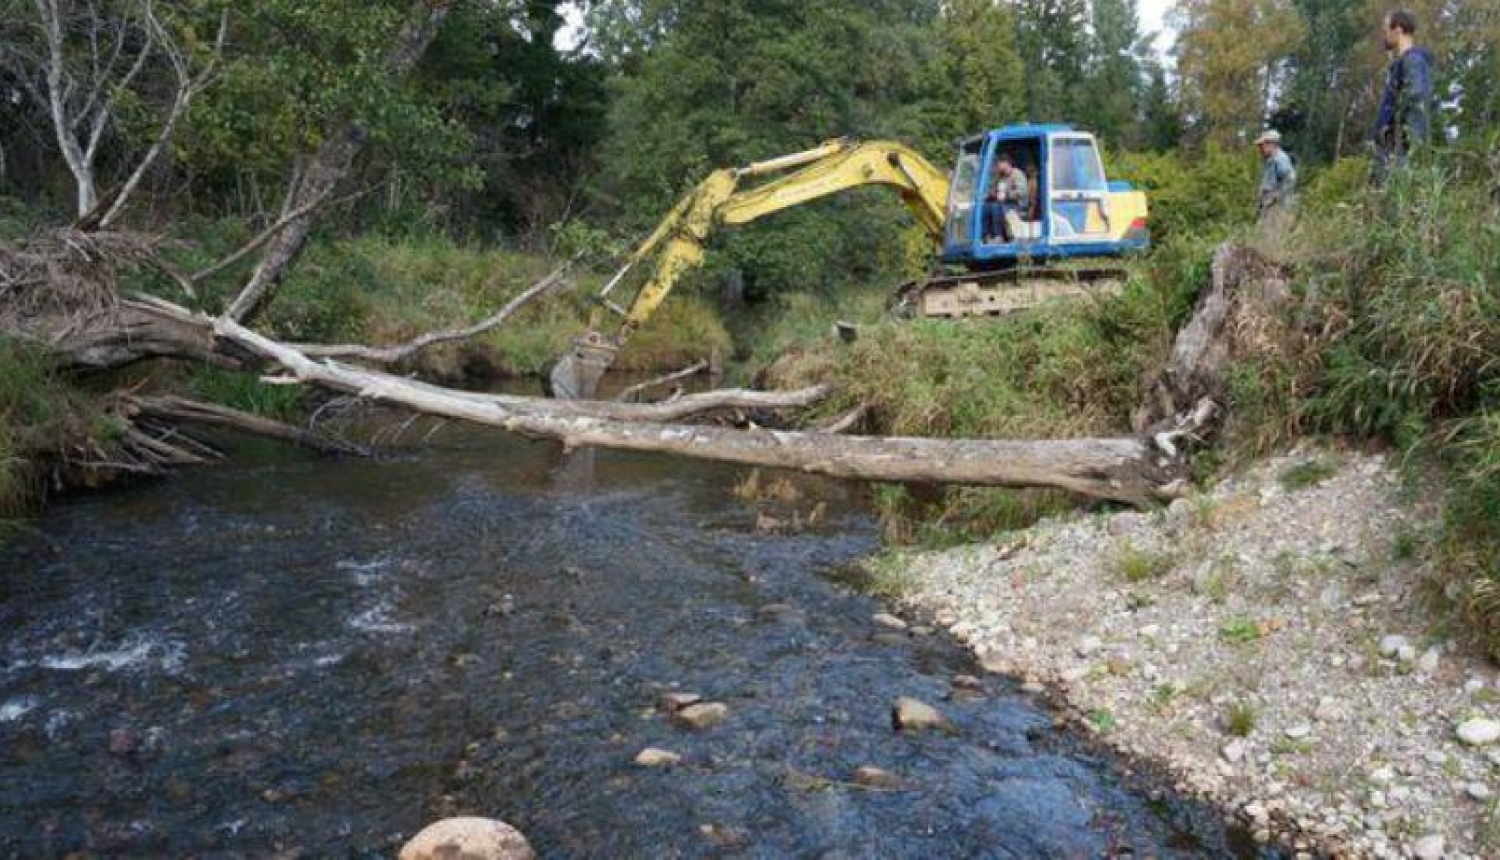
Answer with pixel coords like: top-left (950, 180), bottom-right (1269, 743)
top-left (0, 423), bottom-right (1274, 858)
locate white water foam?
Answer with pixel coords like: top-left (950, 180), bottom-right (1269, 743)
top-left (337, 557), bottom-right (394, 587)
top-left (0, 695), bottom-right (40, 722)
top-left (349, 599), bottom-right (413, 634)
top-left (13, 635), bottom-right (187, 674)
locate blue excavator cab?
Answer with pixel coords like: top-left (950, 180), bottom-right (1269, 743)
top-left (940, 124), bottom-right (1149, 267)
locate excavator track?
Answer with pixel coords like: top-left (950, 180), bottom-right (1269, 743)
top-left (893, 264), bottom-right (1127, 319)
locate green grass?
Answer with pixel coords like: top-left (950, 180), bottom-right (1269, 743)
top-left (1086, 708), bottom-right (1118, 733)
top-left (1277, 456), bottom-right (1339, 490)
top-left (186, 367), bottom-right (304, 421)
top-left (1223, 701), bottom-right (1257, 737)
top-left (139, 223), bottom-right (733, 378)
top-left (1218, 617), bottom-right (1262, 646)
top-left (758, 260), bottom-right (1187, 542)
top-left (1113, 541), bottom-right (1177, 583)
top-left (0, 336), bottom-right (97, 526)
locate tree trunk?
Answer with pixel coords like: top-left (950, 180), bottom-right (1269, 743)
top-left (1133, 243), bottom-right (1294, 434)
top-left (224, 0), bottom-right (452, 322)
top-left (214, 315), bottom-right (1185, 506)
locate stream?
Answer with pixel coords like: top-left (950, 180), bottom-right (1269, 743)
top-left (0, 423), bottom-right (1275, 858)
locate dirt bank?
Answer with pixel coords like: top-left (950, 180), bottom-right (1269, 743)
top-left (884, 447), bottom-right (1499, 859)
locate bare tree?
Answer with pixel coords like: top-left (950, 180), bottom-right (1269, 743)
top-left (0, 0), bottom-right (225, 222)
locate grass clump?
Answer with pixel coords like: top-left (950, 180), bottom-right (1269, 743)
top-left (0, 337), bottom-right (98, 526)
top-left (1218, 617), bottom-right (1262, 646)
top-left (1277, 456), bottom-right (1338, 490)
top-left (1223, 701), bottom-right (1257, 737)
top-left (1113, 541), bottom-right (1177, 583)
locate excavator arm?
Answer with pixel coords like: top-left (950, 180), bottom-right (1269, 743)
top-left (549, 139), bottom-right (951, 399)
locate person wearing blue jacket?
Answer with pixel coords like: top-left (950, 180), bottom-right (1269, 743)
top-left (1372, 9), bottom-right (1436, 181)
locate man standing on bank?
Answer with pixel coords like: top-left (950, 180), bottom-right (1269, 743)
top-left (1372, 9), bottom-right (1436, 182)
top-left (1254, 129), bottom-right (1297, 226)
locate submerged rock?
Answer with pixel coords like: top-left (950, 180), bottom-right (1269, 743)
top-left (891, 697), bottom-right (949, 732)
top-left (659, 692), bottom-right (703, 714)
top-left (852, 766), bottom-right (902, 789)
top-left (634, 748), bottom-right (682, 768)
top-left (673, 702), bottom-right (728, 730)
top-left (398, 817), bottom-right (535, 860)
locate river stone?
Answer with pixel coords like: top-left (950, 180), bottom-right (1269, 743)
top-left (852, 766), bottom-right (902, 789)
top-left (1457, 718), bottom-right (1500, 746)
top-left (1411, 833), bottom-right (1445, 860)
top-left (1221, 739), bottom-right (1248, 764)
top-left (398, 817), bottom-right (535, 860)
top-left (634, 748), bottom-right (682, 768)
top-left (674, 702), bottom-right (728, 730)
top-left (659, 691), bottom-right (702, 714)
top-left (872, 612), bottom-right (908, 631)
top-left (892, 697), bottom-right (948, 732)
top-left (951, 674), bottom-right (983, 691)
top-left (1377, 634), bottom-right (1409, 658)
top-left (755, 603), bottom-right (804, 623)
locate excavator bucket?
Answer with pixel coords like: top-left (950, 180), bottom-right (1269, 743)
top-left (547, 333), bottom-right (619, 400)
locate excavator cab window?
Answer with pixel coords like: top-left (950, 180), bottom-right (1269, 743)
top-left (1048, 135), bottom-right (1111, 241)
top-left (945, 141), bottom-right (982, 248)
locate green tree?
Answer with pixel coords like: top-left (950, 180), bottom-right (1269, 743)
top-left (1084, 0), bottom-right (1147, 144)
top-left (1278, 0), bottom-right (1368, 162)
top-left (1013, 0), bottom-right (1090, 122)
top-left (1175, 0), bottom-right (1305, 147)
top-left (595, 0), bottom-right (941, 300)
top-left (916, 0), bottom-right (1025, 153)
top-left (1139, 61), bottom-right (1185, 150)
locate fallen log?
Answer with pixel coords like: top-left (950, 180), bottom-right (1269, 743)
top-left (126, 395), bottom-right (366, 455)
top-left (613, 361), bottom-right (709, 402)
top-left (218, 316), bottom-right (1184, 505)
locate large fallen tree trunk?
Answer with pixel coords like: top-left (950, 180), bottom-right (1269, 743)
top-left (216, 315), bottom-right (1184, 505)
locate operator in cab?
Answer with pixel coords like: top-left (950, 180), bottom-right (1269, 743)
top-left (983, 155), bottom-right (1029, 244)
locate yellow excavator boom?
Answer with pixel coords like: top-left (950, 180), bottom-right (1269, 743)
top-left (550, 139), bottom-right (952, 398)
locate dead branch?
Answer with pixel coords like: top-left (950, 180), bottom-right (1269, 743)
top-left (293, 261), bottom-right (574, 365)
top-left (125, 394), bottom-right (366, 455)
top-left (186, 185), bottom-right (373, 287)
top-left (816, 404), bottom-right (868, 434)
top-left (614, 361), bottom-right (709, 402)
top-left (96, 8), bottom-right (227, 228)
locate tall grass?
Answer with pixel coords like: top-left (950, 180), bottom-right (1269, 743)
top-left (0, 337), bottom-right (90, 524)
top-left (1239, 149), bottom-right (1500, 655)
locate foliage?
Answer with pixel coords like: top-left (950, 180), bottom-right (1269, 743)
top-left (185, 367), bottom-right (304, 421)
top-left (1109, 143), bottom-right (1259, 243)
top-left (1175, 0), bottom-right (1305, 146)
top-left (0, 337), bottom-right (90, 520)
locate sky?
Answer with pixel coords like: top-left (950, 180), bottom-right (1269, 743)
top-left (557, 1), bottom-right (1182, 62)
top-left (1139, 0), bottom-right (1180, 60)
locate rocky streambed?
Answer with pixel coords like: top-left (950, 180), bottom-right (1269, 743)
top-left (888, 446), bottom-right (1500, 859)
top-left (0, 428), bottom-right (1269, 857)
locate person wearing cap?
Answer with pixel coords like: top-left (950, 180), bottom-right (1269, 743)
top-left (1254, 129), bottom-right (1296, 225)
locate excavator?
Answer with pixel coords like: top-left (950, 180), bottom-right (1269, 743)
top-left (549, 123), bottom-right (1149, 399)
